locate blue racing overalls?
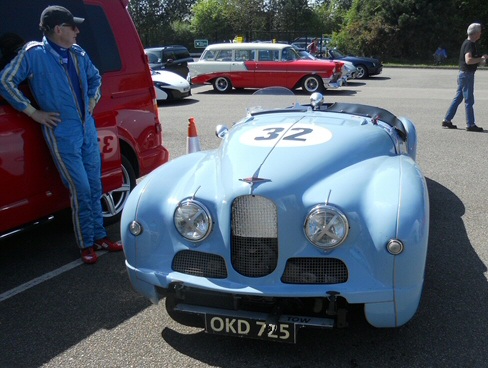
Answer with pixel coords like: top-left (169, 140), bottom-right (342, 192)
top-left (0, 37), bottom-right (105, 249)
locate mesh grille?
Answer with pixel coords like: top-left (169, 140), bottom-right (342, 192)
top-left (231, 195), bottom-right (278, 277)
top-left (281, 258), bottom-right (348, 284)
top-left (172, 250), bottom-right (227, 278)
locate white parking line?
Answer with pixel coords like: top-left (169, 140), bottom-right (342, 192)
top-left (0, 251), bottom-right (107, 303)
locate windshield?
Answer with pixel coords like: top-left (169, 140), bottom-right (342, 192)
top-left (247, 87), bottom-right (300, 115)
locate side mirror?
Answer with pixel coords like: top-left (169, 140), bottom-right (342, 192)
top-left (215, 125), bottom-right (229, 139)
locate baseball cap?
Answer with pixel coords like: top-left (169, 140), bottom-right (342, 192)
top-left (39, 5), bottom-right (84, 31)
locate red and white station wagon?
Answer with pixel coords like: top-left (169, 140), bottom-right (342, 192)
top-left (189, 43), bottom-right (344, 93)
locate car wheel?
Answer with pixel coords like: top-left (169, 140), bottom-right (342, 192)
top-left (165, 295), bottom-right (205, 328)
top-left (102, 155), bottom-right (136, 225)
top-left (213, 77), bottom-right (232, 93)
top-left (302, 75), bottom-right (324, 93)
top-left (355, 64), bottom-right (369, 79)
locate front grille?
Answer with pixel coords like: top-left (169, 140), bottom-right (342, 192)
top-left (172, 250), bottom-right (227, 278)
top-left (231, 195), bottom-right (278, 277)
top-left (281, 258), bottom-right (348, 284)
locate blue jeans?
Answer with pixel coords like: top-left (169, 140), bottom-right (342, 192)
top-left (445, 71), bottom-right (476, 127)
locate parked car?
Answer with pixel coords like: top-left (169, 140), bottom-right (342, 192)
top-left (189, 42), bottom-right (344, 93)
top-left (297, 49), bottom-right (357, 83)
top-left (145, 45), bottom-right (193, 81)
top-left (0, 0), bottom-right (169, 237)
top-left (152, 70), bottom-right (191, 101)
top-left (324, 49), bottom-right (382, 79)
top-left (121, 87), bottom-right (430, 343)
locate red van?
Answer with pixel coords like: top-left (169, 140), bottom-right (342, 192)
top-left (0, 0), bottom-right (169, 237)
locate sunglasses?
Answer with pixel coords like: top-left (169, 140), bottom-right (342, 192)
top-left (60, 23), bottom-right (77, 31)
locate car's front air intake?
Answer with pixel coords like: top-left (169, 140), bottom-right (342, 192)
top-left (281, 258), bottom-right (348, 284)
top-left (231, 195), bottom-right (278, 277)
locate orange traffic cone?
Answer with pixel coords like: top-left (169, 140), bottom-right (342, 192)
top-left (187, 117), bottom-right (201, 154)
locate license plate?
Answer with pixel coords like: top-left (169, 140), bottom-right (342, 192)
top-left (205, 314), bottom-right (296, 343)
top-left (174, 303), bottom-right (335, 344)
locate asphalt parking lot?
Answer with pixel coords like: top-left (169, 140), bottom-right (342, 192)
top-left (2, 67), bottom-right (488, 367)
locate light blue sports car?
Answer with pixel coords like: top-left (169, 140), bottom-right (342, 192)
top-left (121, 88), bottom-right (429, 343)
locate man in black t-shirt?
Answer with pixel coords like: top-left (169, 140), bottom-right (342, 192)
top-left (442, 23), bottom-right (488, 132)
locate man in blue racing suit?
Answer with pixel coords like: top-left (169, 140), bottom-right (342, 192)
top-left (0, 5), bottom-right (122, 264)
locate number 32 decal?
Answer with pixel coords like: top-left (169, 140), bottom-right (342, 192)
top-left (255, 127), bottom-right (313, 141)
top-left (240, 125), bottom-right (332, 147)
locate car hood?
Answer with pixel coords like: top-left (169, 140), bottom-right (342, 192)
top-left (222, 114), bottom-right (392, 183)
top-left (155, 111), bottom-right (399, 203)
top-left (152, 70), bottom-right (189, 86)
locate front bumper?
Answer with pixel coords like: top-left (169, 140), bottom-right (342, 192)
top-left (125, 258), bottom-right (423, 329)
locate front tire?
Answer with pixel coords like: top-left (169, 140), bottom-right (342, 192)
top-left (355, 64), bottom-right (369, 79)
top-left (302, 75), bottom-right (324, 93)
top-left (102, 155), bottom-right (136, 225)
top-left (213, 77), bottom-right (233, 93)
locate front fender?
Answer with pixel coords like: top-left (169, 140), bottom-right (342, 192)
top-left (364, 156), bottom-right (429, 327)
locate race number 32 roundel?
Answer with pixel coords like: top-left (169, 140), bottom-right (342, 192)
top-left (239, 124), bottom-right (333, 148)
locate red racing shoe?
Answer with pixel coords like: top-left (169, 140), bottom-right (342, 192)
top-left (93, 237), bottom-right (123, 252)
top-left (81, 247), bottom-right (98, 264)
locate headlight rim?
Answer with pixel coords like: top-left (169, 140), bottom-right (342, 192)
top-left (304, 204), bottom-right (349, 250)
top-left (173, 198), bottom-right (213, 242)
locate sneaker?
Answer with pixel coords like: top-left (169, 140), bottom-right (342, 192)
top-left (466, 125), bottom-right (483, 132)
top-left (441, 120), bottom-right (457, 129)
top-left (93, 237), bottom-right (123, 252)
top-left (81, 247), bottom-right (98, 264)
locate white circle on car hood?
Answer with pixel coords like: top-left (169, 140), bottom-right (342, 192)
top-left (239, 124), bottom-right (332, 147)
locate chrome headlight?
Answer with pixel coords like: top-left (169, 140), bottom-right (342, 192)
top-left (174, 199), bottom-right (212, 242)
top-left (304, 204), bottom-right (349, 250)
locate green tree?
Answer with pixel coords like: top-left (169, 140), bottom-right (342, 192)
top-left (129, 0), bottom-right (196, 47)
top-left (128, 0), bottom-right (164, 46)
top-left (130, 0), bottom-right (488, 62)
top-left (224, 0), bottom-right (267, 41)
top-left (334, 0), bottom-right (488, 61)
top-left (275, 0), bottom-right (322, 41)
top-left (312, 0), bottom-right (352, 39)
top-left (191, 0), bottom-right (233, 42)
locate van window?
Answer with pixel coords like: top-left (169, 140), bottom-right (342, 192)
top-left (82, 5), bottom-right (122, 73)
top-left (0, 33), bottom-right (25, 70)
top-left (0, 0), bottom-right (121, 75)
top-left (216, 50), bottom-right (233, 61)
top-left (258, 50), bottom-right (279, 61)
top-left (202, 50), bottom-right (217, 61)
top-left (235, 50), bottom-right (252, 61)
